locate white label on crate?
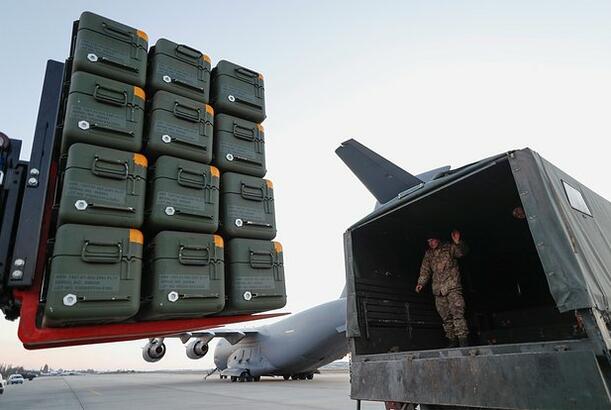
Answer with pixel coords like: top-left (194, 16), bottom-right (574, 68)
top-left (52, 273), bottom-right (120, 292)
top-left (65, 180), bottom-right (127, 204)
top-left (156, 191), bottom-right (208, 214)
top-left (234, 274), bottom-right (275, 290)
top-left (158, 273), bottom-right (210, 291)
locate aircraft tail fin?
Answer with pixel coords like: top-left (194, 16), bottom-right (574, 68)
top-left (335, 139), bottom-right (423, 204)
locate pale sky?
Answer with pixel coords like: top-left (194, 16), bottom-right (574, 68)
top-left (1, 0), bottom-right (610, 371)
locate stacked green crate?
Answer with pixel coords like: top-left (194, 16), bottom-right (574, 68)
top-left (210, 61), bottom-right (285, 315)
top-left (45, 11), bottom-right (286, 327)
top-left (141, 37), bottom-right (223, 319)
top-left (45, 12), bottom-right (150, 327)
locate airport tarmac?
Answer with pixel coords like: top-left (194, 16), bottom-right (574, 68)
top-left (0, 371), bottom-right (381, 410)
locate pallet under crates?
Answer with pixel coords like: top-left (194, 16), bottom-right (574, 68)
top-left (0, 14), bottom-right (287, 348)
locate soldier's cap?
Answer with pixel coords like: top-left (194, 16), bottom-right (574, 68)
top-left (425, 230), bottom-right (443, 240)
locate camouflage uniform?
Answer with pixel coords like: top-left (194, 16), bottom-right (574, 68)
top-left (417, 241), bottom-right (469, 340)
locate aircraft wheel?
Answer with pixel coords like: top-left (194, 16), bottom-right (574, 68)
top-left (231, 376), bottom-right (237, 382)
top-left (254, 376), bottom-right (261, 382)
top-left (283, 375), bottom-right (290, 381)
top-left (306, 374), bottom-right (314, 380)
top-left (291, 375), bottom-right (299, 380)
top-left (299, 375), bottom-right (307, 380)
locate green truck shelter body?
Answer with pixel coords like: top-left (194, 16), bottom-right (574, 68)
top-left (345, 148), bottom-right (611, 409)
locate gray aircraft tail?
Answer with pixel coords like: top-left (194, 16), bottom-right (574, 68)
top-left (335, 139), bottom-right (423, 203)
top-left (335, 139), bottom-right (451, 204)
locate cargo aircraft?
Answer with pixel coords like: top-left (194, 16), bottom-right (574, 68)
top-left (141, 290), bottom-right (347, 381)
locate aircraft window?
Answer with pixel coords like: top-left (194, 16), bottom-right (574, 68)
top-left (562, 180), bottom-right (592, 217)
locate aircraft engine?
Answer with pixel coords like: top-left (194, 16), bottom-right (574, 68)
top-left (142, 339), bottom-right (166, 363)
top-left (186, 339), bottom-right (209, 360)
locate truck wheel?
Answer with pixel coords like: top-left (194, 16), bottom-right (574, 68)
top-left (230, 376), bottom-right (237, 382)
top-left (254, 376), bottom-right (261, 382)
top-left (306, 374), bottom-right (314, 380)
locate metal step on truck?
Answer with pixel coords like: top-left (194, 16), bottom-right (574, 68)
top-left (337, 139), bottom-right (611, 410)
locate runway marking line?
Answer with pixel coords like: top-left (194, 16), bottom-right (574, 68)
top-left (89, 389), bottom-right (102, 396)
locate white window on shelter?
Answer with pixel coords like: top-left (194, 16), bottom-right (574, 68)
top-left (562, 180), bottom-right (592, 217)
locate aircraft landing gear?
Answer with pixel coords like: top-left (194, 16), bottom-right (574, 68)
top-left (239, 371), bottom-right (250, 382)
top-left (306, 374), bottom-right (314, 380)
top-left (283, 375), bottom-right (290, 380)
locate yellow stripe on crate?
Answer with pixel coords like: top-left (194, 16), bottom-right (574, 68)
top-left (129, 229), bottom-right (144, 245)
top-left (134, 86), bottom-right (146, 100)
top-left (133, 154), bottom-right (148, 168)
top-left (136, 30), bottom-right (149, 42)
top-left (214, 235), bottom-right (224, 248)
top-left (273, 242), bottom-right (283, 253)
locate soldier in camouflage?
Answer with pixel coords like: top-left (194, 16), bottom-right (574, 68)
top-left (416, 229), bottom-right (469, 347)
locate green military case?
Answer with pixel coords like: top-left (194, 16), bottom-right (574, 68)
top-left (148, 39), bottom-right (211, 103)
top-left (145, 91), bottom-right (214, 163)
top-left (72, 11), bottom-right (148, 87)
top-left (210, 60), bottom-right (266, 123)
top-left (43, 224), bottom-right (143, 327)
top-left (140, 231), bottom-right (225, 320)
top-left (58, 143), bottom-right (147, 228)
top-left (214, 114), bottom-right (266, 177)
top-left (146, 156), bottom-right (220, 233)
top-left (221, 172), bottom-right (276, 239)
top-left (62, 71), bottom-right (146, 153)
top-left (223, 238), bottom-right (286, 314)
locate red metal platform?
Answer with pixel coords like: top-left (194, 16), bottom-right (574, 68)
top-left (14, 270), bottom-right (288, 350)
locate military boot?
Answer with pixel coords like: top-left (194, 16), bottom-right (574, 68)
top-left (447, 338), bottom-right (459, 348)
top-left (458, 337), bottom-right (469, 347)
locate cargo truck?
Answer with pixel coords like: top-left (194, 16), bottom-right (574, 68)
top-left (337, 139), bottom-right (611, 410)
